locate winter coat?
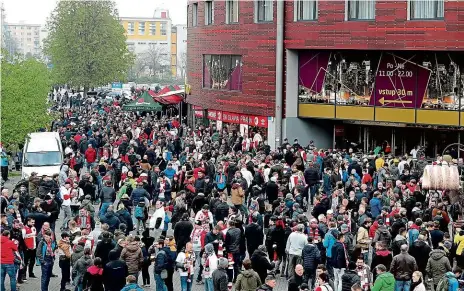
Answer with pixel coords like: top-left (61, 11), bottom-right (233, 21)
top-left (331, 241), bottom-right (347, 269)
top-left (82, 265), bottom-right (104, 291)
top-left (371, 272), bottom-right (395, 291)
top-left (288, 274), bottom-right (305, 291)
top-left (391, 234), bottom-right (408, 256)
top-left (100, 186), bottom-right (116, 204)
top-left (215, 201), bottom-right (230, 223)
top-left (341, 270), bottom-right (361, 291)
top-left (425, 249), bottom-right (452, 285)
top-left (225, 227), bottom-right (242, 254)
top-left (409, 240), bottom-right (431, 273)
top-left (72, 254), bottom-right (93, 285)
top-left (250, 249), bottom-right (274, 283)
top-left (120, 241), bottom-right (143, 274)
top-left (212, 268), bottom-right (228, 291)
top-left (173, 220), bottom-right (193, 251)
top-left (99, 210), bottom-right (120, 233)
top-left (390, 252), bottom-right (418, 281)
top-left (130, 187), bottom-right (150, 205)
top-left (234, 269), bottom-right (262, 291)
top-left (116, 208), bottom-right (134, 233)
top-left (245, 223), bottom-right (264, 255)
top-left (412, 283), bottom-right (426, 291)
top-left (231, 184), bottom-right (245, 205)
top-left (103, 251), bottom-right (128, 291)
top-left (71, 244), bottom-right (85, 266)
top-left (302, 243), bottom-right (321, 270)
top-left (94, 238), bottom-right (116, 266)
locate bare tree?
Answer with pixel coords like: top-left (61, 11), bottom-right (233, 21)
top-left (143, 44), bottom-right (170, 78)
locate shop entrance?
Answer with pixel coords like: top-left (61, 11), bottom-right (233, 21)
top-left (425, 129), bottom-right (459, 158)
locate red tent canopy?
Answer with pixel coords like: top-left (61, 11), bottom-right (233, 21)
top-left (148, 86), bottom-right (184, 105)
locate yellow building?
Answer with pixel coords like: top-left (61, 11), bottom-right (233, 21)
top-left (120, 13), bottom-right (173, 77)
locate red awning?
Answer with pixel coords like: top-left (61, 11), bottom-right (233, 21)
top-left (155, 94), bottom-right (183, 104)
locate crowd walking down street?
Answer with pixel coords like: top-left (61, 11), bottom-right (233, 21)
top-left (2, 88), bottom-right (464, 291)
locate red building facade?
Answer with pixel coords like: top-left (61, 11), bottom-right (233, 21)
top-left (187, 0), bottom-right (464, 115)
top-left (187, 0), bottom-right (464, 152)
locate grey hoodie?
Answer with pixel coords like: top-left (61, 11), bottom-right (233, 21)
top-left (59, 165), bottom-right (69, 186)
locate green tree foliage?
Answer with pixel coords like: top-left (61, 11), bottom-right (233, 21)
top-left (44, 0), bottom-right (134, 93)
top-left (1, 55), bottom-right (53, 149)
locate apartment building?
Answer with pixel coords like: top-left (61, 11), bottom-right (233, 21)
top-left (6, 21), bottom-right (41, 57)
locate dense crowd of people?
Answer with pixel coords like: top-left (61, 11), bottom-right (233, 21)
top-left (1, 88), bottom-right (464, 291)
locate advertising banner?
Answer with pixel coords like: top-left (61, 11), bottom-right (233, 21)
top-left (370, 54), bottom-right (431, 108)
top-left (221, 111), bottom-right (240, 124)
top-left (298, 51), bottom-right (438, 109)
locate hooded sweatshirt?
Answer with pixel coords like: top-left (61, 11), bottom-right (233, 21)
top-left (426, 249), bottom-right (452, 285)
top-left (234, 269), bottom-right (262, 291)
top-left (371, 272), bottom-right (395, 291)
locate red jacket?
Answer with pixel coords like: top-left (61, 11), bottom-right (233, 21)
top-left (0, 235), bottom-right (18, 264)
top-left (84, 148), bottom-right (97, 163)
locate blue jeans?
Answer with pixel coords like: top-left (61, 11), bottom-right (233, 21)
top-left (180, 275), bottom-right (193, 291)
top-left (204, 277), bottom-right (213, 291)
top-left (154, 273), bottom-right (167, 291)
top-left (1, 264), bottom-right (17, 291)
top-left (41, 258), bottom-right (54, 291)
top-left (395, 280), bottom-right (411, 291)
top-left (100, 202), bottom-right (111, 216)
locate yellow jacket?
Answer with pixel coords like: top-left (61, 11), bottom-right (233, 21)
top-left (455, 233), bottom-right (464, 255)
top-left (375, 158), bottom-right (385, 171)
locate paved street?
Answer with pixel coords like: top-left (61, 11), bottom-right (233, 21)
top-left (3, 173), bottom-right (291, 291)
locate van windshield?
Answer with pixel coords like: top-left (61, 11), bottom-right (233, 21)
top-left (23, 152), bottom-right (62, 167)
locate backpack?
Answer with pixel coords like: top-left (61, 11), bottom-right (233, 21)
top-left (435, 274), bottom-right (450, 291)
top-left (134, 206), bottom-right (145, 219)
top-left (126, 183), bottom-right (133, 196)
top-left (377, 229), bottom-right (392, 246)
top-left (450, 202), bottom-right (462, 221)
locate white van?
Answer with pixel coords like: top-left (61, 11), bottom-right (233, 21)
top-left (21, 132), bottom-right (63, 179)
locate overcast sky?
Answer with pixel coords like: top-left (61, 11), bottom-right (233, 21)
top-left (3, 0), bottom-right (187, 25)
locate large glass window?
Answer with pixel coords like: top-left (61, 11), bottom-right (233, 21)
top-left (205, 1), bottom-right (214, 25)
top-left (410, 0), bottom-right (444, 19)
top-left (138, 22), bottom-right (145, 35)
top-left (160, 23), bottom-right (167, 35)
top-left (296, 0), bottom-right (317, 21)
top-left (257, 0), bottom-right (273, 22)
top-left (149, 22), bottom-right (156, 35)
top-left (226, 0), bottom-right (239, 23)
top-left (203, 54), bottom-right (242, 91)
top-left (193, 3), bottom-right (198, 26)
top-left (127, 22), bottom-right (135, 35)
top-left (348, 0), bottom-right (375, 20)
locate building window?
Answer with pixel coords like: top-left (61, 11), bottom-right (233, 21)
top-left (160, 23), bottom-right (167, 35)
top-left (203, 55), bottom-right (242, 91)
top-left (295, 0), bottom-right (317, 21)
top-left (149, 22), bottom-right (156, 35)
top-left (193, 3), bottom-right (198, 26)
top-left (138, 22), bottom-right (145, 35)
top-left (410, 0), bottom-right (444, 19)
top-left (127, 22), bottom-right (135, 35)
top-left (256, 0), bottom-right (273, 22)
top-left (348, 0), bottom-right (375, 20)
top-left (205, 1), bottom-right (214, 25)
top-left (226, 0), bottom-right (239, 23)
